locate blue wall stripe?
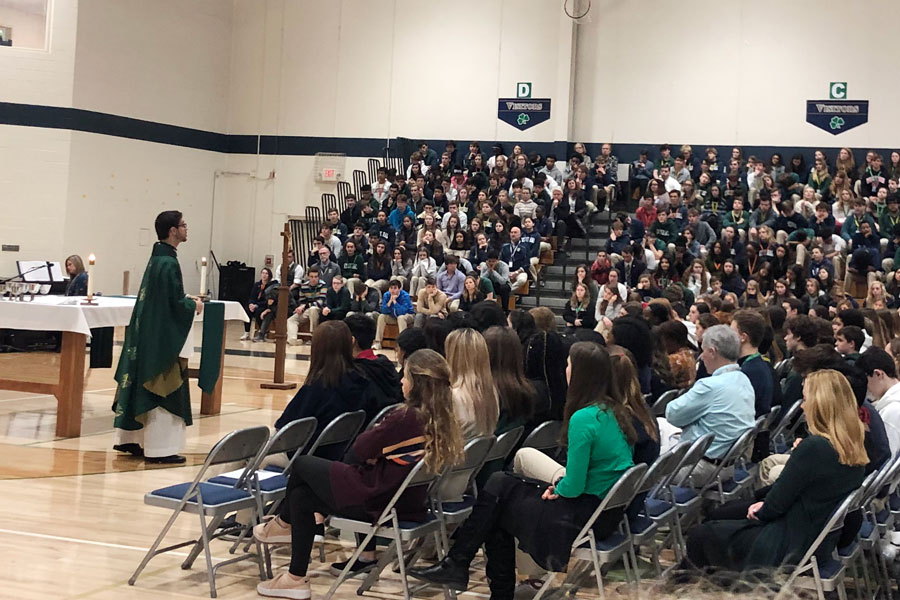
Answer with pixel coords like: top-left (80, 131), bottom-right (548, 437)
top-left (0, 101), bottom-right (893, 166)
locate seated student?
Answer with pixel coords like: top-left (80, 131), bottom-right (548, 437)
top-left (366, 240), bottom-right (391, 293)
top-left (320, 275), bottom-right (351, 323)
top-left (445, 328), bottom-right (499, 441)
top-left (274, 321), bottom-right (388, 458)
top-left (409, 246), bottom-right (438, 299)
top-left (563, 282), bottom-right (598, 330)
top-left (663, 325), bottom-right (756, 480)
top-left (414, 276), bottom-right (449, 327)
top-left (842, 197), bottom-right (877, 242)
top-left (484, 326), bottom-right (537, 433)
top-left (285, 266), bottom-right (328, 345)
top-left (348, 281), bottom-right (381, 321)
top-left (684, 370), bottom-right (867, 573)
top-left (255, 349), bottom-right (464, 597)
top-left (858, 347), bottom-right (900, 455)
top-left (835, 325), bottom-right (865, 364)
top-left (409, 343), bottom-right (636, 596)
top-left (480, 249), bottom-right (513, 311)
top-left (241, 267), bottom-right (273, 340)
top-left (374, 279), bottom-right (416, 350)
top-left (458, 274), bottom-right (485, 312)
top-left (344, 314), bottom-right (404, 408)
top-left (437, 255), bottom-right (466, 311)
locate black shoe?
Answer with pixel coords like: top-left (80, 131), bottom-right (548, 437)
top-left (408, 557), bottom-right (470, 590)
top-left (329, 557), bottom-right (377, 578)
top-left (113, 443), bottom-right (144, 457)
top-left (144, 454), bottom-right (187, 464)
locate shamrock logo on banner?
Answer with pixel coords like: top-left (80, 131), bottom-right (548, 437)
top-left (517, 113), bottom-right (530, 126)
top-left (829, 116), bottom-right (845, 130)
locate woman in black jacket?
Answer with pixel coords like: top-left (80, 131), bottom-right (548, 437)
top-left (365, 240), bottom-right (392, 293)
top-left (562, 283), bottom-right (598, 330)
top-left (242, 267), bottom-right (273, 340)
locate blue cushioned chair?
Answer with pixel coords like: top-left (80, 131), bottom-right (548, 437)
top-left (128, 425), bottom-right (270, 598)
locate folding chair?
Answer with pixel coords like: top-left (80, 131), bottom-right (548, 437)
top-left (129, 426), bottom-right (270, 598)
top-left (664, 434), bottom-right (715, 551)
top-left (364, 404), bottom-right (400, 432)
top-left (533, 464), bottom-right (649, 600)
top-left (325, 461), bottom-right (440, 600)
top-left (207, 417), bottom-right (317, 571)
top-left (520, 420), bottom-right (562, 455)
top-left (651, 388), bottom-right (684, 417)
top-left (431, 436), bottom-right (496, 553)
top-left (696, 426), bottom-right (759, 505)
top-left (770, 399), bottom-right (803, 454)
top-left (642, 441), bottom-right (691, 563)
top-left (487, 426), bottom-right (524, 464)
top-left (258, 410), bottom-right (367, 563)
top-left (777, 488), bottom-right (861, 600)
top-left (628, 449), bottom-right (682, 578)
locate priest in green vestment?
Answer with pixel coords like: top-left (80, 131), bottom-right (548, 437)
top-left (113, 210), bottom-right (203, 464)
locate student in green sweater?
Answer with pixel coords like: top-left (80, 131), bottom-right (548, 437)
top-left (685, 369), bottom-right (867, 571)
top-left (410, 342), bottom-right (636, 598)
top-left (722, 196), bottom-right (750, 235)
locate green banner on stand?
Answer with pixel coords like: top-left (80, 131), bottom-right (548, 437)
top-left (198, 301), bottom-right (225, 393)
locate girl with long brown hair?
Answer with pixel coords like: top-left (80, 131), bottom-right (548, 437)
top-left (410, 342), bottom-right (637, 597)
top-left (483, 326), bottom-right (536, 431)
top-left (256, 349), bottom-right (463, 595)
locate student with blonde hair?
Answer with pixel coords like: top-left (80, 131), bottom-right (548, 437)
top-left (445, 328), bottom-right (499, 440)
top-left (685, 369), bottom-right (867, 572)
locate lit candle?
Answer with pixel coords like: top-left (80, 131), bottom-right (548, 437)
top-left (200, 257), bottom-right (208, 297)
top-left (86, 254), bottom-right (95, 298)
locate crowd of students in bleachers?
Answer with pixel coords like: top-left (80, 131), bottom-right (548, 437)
top-left (234, 141), bottom-right (900, 599)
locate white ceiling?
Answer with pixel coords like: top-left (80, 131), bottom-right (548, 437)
top-left (0, 0), bottom-right (47, 16)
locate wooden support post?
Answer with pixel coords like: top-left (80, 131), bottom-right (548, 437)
top-left (55, 331), bottom-right (87, 437)
top-left (261, 223), bottom-right (297, 390)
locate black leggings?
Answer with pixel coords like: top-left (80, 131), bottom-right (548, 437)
top-left (245, 304), bottom-right (266, 332)
top-left (279, 455), bottom-right (370, 576)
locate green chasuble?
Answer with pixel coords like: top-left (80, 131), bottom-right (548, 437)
top-left (114, 242), bottom-right (197, 430)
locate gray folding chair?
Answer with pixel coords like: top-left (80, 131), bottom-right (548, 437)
top-left (651, 388), bottom-right (684, 417)
top-left (642, 441), bottom-right (691, 563)
top-left (521, 420), bottom-right (563, 455)
top-left (326, 461), bottom-right (440, 600)
top-left (533, 464), bottom-right (649, 600)
top-left (364, 404), bottom-right (400, 432)
top-left (307, 409), bottom-right (367, 459)
top-left (665, 433), bottom-right (715, 553)
top-left (484, 426), bottom-right (524, 465)
top-left (630, 447), bottom-right (686, 575)
top-left (257, 410), bottom-right (367, 564)
top-left (696, 426), bottom-right (758, 505)
top-left (777, 488), bottom-right (862, 600)
top-left (209, 417), bottom-right (317, 571)
top-left (129, 426), bottom-right (270, 598)
top-left (770, 399), bottom-right (803, 453)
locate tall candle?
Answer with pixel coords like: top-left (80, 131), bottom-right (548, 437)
top-left (86, 254), bottom-right (95, 298)
top-left (200, 257), bottom-right (208, 296)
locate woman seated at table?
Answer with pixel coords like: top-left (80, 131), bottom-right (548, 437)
top-left (409, 342), bottom-right (636, 598)
top-left (254, 349), bottom-right (464, 598)
top-left (684, 369), bottom-right (867, 572)
top-left (64, 254), bottom-right (88, 296)
top-left (241, 267), bottom-right (273, 340)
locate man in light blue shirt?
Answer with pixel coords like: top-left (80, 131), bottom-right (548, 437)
top-left (665, 324), bottom-right (756, 482)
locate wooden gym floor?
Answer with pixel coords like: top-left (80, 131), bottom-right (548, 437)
top-left (0, 327), bottom-right (653, 599)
